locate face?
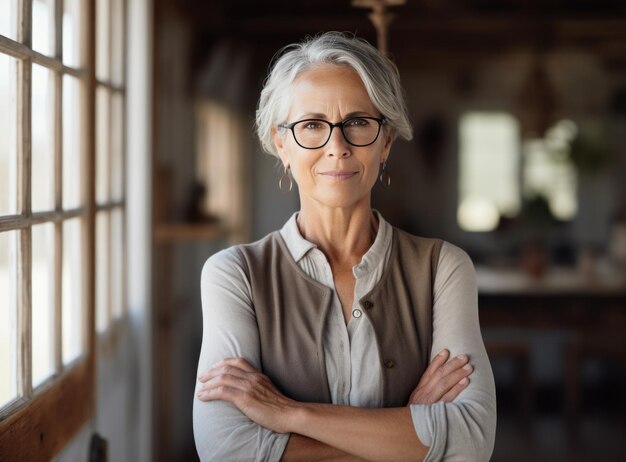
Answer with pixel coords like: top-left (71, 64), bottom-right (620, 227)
top-left (273, 65), bottom-right (392, 210)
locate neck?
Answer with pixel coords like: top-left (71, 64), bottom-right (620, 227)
top-left (296, 199), bottom-right (378, 268)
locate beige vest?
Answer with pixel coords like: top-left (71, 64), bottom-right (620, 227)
top-left (237, 228), bottom-right (442, 407)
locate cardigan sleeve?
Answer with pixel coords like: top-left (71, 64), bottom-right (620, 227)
top-left (193, 247), bottom-right (290, 462)
top-left (409, 241), bottom-right (497, 461)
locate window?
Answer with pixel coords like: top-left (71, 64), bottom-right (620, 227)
top-left (457, 112), bottom-right (578, 232)
top-left (95, 0), bottom-right (126, 334)
top-left (458, 112), bottom-right (521, 232)
top-left (0, 0), bottom-right (100, 458)
top-left (523, 120), bottom-right (578, 221)
top-left (195, 100), bottom-right (249, 242)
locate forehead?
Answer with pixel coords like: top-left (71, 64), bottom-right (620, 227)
top-left (288, 64), bottom-right (377, 116)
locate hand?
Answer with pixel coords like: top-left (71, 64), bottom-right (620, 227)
top-left (197, 358), bottom-right (297, 434)
top-left (407, 349), bottom-right (473, 405)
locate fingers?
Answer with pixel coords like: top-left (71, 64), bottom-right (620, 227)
top-left (428, 359), bottom-right (473, 399)
top-left (197, 384), bottom-right (241, 402)
top-left (440, 377), bottom-right (470, 403)
top-left (437, 353), bottom-right (470, 378)
top-left (419, 349), bottom-right (450, 382)
top-left (198, 357), bottom-right (256, 383)
top-left (197, 358), bottom-right (264, 402)
top-left (408, 350), bottom-right (474, 405)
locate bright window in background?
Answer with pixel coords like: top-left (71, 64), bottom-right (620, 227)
top-left (0, 53), bottom-right (18, 216)
top-left (0, 231), bottom-right (17, 407)
top-left (458, 113), bottom-right (579, 232)
top-left (458, 112), bottom-right (521, 232)
top-left (62, 0), bottom-right (81, 67)
top-left (62, 217), bottom-right (83, 364)
top-left (33, 0), bottom-right (55, 56)
top-left (32, 223), bottom-right (56, 387)
top-left (196, 100), bottom-right (248, 242)
top-left (32, 63), bottom-right (55, 212)
top-left (0, 0), bottom-right (18, 40)
top-left (523, 120), bottom-right (578, 220)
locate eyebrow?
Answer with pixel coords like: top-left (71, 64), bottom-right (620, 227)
top-left (294, 111), bottom-right (376, 121)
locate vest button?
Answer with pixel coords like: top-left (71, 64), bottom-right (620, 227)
top-left (352, 309), bottom-right (362, 318)
top-left (384, 359), bottom-right (395, 369)
top-left (363, 300), bottom-right (373, 310)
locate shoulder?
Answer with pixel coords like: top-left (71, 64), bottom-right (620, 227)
top-left (393, 227), bottom-right (442, 248)
top-left (391, 227), bottom-right (444, 265)
top-left (391, 228), bottom-right (474, 276)
top-left (200, 246), bottom-right (246, 286)
top-left (438, 241), bottom-right (475, 272)
top-left (433, 241), bottom-right (477, 296)
top-left (200, 231), bottom-right (283, 285)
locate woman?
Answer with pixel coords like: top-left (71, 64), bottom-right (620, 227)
top-left (194, 32), bottom-right (496, 461)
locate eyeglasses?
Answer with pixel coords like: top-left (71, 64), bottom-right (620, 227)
top-left (278, 116), bottom-right (386, 149)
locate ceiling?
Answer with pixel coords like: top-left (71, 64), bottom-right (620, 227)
top-left (169, 0), bottom-right (626, 71)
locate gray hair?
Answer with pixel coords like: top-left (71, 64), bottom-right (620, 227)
top-left (255, 32), bottom-right (413, 158)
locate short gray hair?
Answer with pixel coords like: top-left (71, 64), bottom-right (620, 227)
top-left (255, 32), bottom-right (413, 158)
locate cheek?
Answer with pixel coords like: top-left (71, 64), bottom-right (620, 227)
top-left (365, 164), bottom-right (380, 188)
top-left (288, 157), bottom-right (316, 184)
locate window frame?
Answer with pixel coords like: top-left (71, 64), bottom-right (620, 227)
top-left (0, 0), bottom-right (96, 459)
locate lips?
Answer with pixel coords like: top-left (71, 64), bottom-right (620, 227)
top-left (319, 170), bottom-right (358, 180)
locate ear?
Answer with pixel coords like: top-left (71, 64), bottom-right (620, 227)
top-left (272, 127), bottom-right (289, 167)
top-left (380, 130), bottom-right (393, 164)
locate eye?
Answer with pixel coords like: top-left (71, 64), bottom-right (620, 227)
top-left (344, 118), bottom-right (371, 128)
top-left (301, 120), bottom-right (326, 130)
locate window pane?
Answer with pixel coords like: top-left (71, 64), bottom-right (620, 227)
top-left (0, 230), bottom-right (18, 407)
top-left (62, 218), bottom-right (83, 364)
top-left (111, 92), bottom-right (124, 201)
top-left (32, 223), bottom-right (56, 387)
top-left (33, 0), bottom-right (56, 56)
top-left (0, 53), bottom-right (18, 216)
top-left (96, 0), bottom-right (110, 82)
top-left (111, 0), bottom-right (124, 86)
top-left (111, 208), bottom-right (123, 318)
top-left (96, 211), bottom-right (109, 332)
top-left (458, 112), bottom-right (520, 232)
top-left (523, 120), bottom-right (578, 221)
top-left (0, 0), bottom-right (18, 41)
top-left (96, 86), bottom-right (110, 204)
top-left (62, 74), bottom-right (82, 209)
top-left (32, 64), bottom-right (55, 212)
top-left (62, 0), bottom-right (81, 67)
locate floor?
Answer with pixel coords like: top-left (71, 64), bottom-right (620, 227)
top-left (493, 413), bottom-right (626, 461)
top-left (492, 384), bottom-right (626, 461)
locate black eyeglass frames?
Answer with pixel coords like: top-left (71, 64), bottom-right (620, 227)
top-left (278, 116), bottom-right (386, 149)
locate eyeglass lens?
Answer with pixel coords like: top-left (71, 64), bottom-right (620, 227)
top-left (292, 118), bottom-right (381, 148)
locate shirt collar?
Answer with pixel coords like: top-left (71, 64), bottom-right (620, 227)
top-left (279, 210), bottom-right (392, 274)
top-left (279, 212), bottom-right (317, 263)
top-left (355, 210), bottom-right (392, 277)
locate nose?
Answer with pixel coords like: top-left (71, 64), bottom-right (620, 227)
top-left (325, 125), bottom-right (351, 158)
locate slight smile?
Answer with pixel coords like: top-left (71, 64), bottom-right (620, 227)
top-left (318, 170), bottom-right (358, 180)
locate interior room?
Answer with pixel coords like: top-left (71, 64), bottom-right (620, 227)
top-left (1, 0), bottom-right (625, 461)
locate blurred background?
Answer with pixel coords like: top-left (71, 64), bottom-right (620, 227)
top-left (1, 0), bottom-right (625, 461)
top-left (150, 1), bottom-right (626, 460)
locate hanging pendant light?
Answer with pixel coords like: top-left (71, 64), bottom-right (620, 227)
top-left (351, 0), bottom-right (406, 56)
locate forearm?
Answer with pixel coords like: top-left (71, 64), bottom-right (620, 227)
top-left (287, 404), bottom-right (429, 462)
top-left (282, 434), bottom-right (366, 462)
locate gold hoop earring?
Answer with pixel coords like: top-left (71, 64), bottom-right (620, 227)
top-left (279, 166), bottom-right (293, 193)
top-left (379, 161), bottom-right (391, 187)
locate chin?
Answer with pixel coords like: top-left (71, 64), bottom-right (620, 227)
top-left (314, 190), bottom-right (369, 210)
